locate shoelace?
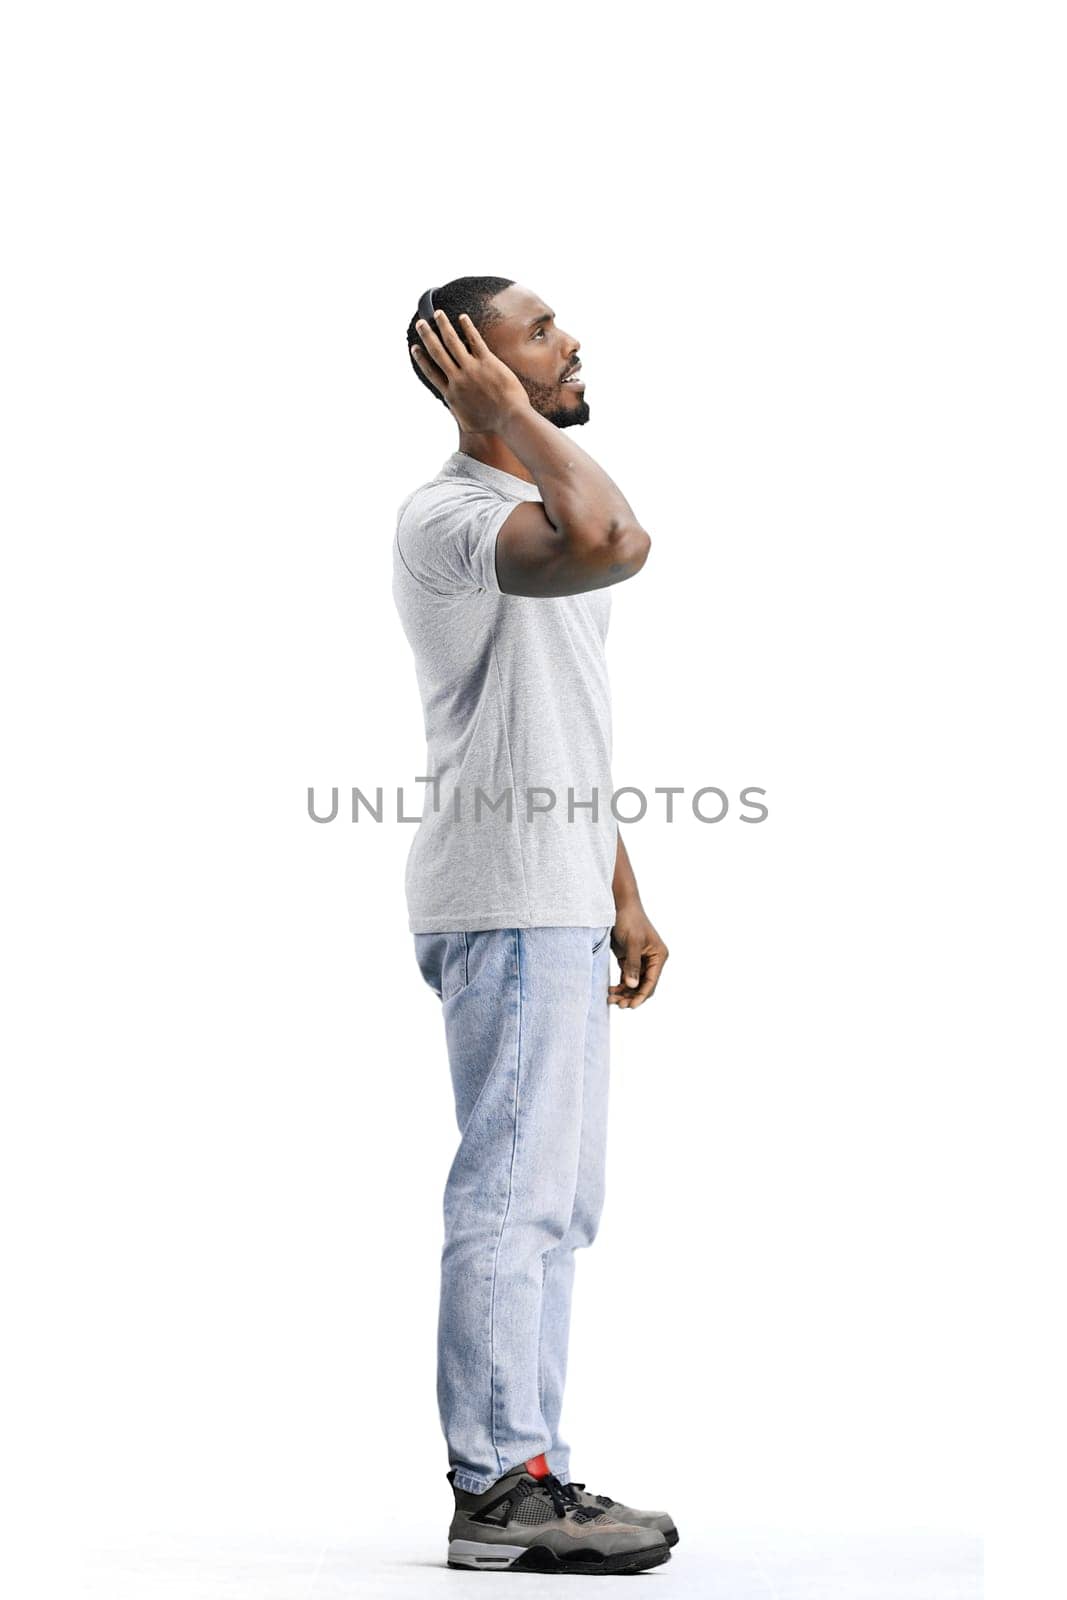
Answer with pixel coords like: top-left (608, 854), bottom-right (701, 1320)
top-left (525, 1473), bottom-right (606, 1522)
top-left (563, 1480), bottom-right (615, 1510)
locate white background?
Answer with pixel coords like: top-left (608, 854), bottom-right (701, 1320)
top-left (2, 3), bottom-right (1063, 1596)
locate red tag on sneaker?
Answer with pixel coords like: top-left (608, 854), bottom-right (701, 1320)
top-left (524, 1453), bottom-right (551, 1478)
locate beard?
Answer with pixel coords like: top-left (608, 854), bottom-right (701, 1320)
top-left (519, 372), bottom-right (591, 428)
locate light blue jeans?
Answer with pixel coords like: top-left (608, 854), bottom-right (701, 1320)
top-left (414, 924), bottom-right (613, 1494)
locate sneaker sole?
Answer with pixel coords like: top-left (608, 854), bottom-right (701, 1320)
top-left (447, 1537), bottom-right (671, 1574)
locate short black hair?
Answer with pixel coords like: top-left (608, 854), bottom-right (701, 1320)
top-left (406, 275), bottom-right (515, 407)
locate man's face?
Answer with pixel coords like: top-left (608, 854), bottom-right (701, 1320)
top-left (482, 284), bottom-right (590, 428)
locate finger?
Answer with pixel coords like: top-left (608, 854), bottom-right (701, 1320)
top-left (620, 947), bottom-right (642, 991)
top-left (410, 344), bottom-right (448, 395)
top-left (415, 315), bottom-right (458, 373)
top-left (431, 307), bottom-right (471, 364)
top-left (626, 952), bottom-right (666, 1008)
top-left (457, 311), bottom-right (491, 356)
top-left (607, 978), bottom-right (636, 1009)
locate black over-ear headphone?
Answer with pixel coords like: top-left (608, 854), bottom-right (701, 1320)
top-left (416, 285), bottom-right (472, 360)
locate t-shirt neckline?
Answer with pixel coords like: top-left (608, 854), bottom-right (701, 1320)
top-left (440, 450), bottom-right (542, 502)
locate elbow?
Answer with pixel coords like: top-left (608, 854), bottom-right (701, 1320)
top-left (608, 519), bottom-right (651, 577)
top-left (553, 515), bottom-right (652, 587)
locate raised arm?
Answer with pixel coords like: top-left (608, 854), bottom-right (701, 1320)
top-left (412, 309), bottom-right (651, 598)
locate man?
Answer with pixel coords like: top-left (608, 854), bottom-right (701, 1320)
top-left (393, 276), bottom-right (674, 1575)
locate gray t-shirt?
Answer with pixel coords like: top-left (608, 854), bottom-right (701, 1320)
top-left (393, 450), bottom-right (618, 934)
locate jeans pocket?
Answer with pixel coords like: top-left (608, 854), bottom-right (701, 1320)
top-left (414, 931), bottom-right (469, 1001)
top-left (591, 925), bottom-right (611, 955)
top-left (413, 933), bottom-right (444, 998)
top-left (447, 931), bottom-right (470, 999)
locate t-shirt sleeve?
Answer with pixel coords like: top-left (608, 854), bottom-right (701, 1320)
top-left (396, 480), bottom-right (516, 596)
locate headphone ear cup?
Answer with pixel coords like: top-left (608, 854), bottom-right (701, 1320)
top-left (415, 287), bottom-right (473, 358)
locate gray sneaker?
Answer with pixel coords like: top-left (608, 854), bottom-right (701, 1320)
top-left (447, 1463), bottom-right (671, 1573)
top-left (561, 1479), bottom-right (679, 1548)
